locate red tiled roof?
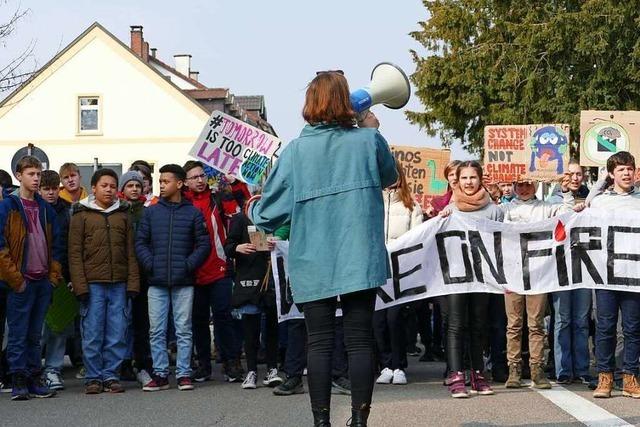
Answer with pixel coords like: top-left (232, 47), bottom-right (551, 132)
top-left (185, 88), bottom-right (229, 99)
top-left (148, 56), bottom-right (207, 89)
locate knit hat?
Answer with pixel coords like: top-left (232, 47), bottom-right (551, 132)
top-left (119, 170), bottom-right (144, 192)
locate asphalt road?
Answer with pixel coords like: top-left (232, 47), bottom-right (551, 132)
top-left (1, 359), bottom-right (640, 426)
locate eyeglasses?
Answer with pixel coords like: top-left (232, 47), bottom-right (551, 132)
top-left (186, 173), bottom-right (207, 181)
top-left (316, 70), bottom-right (344, 76)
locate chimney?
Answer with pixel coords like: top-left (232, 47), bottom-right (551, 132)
top-left (142, 41), bottom-right (149, 62)
top-left (189, 71), bottom-right (199, 81)
top-left (173, 54), bottom-right (191, 77)
top-left (150, 48), bottom-right (157, 58)
top-left (130, 25), bottom-right (144, 58)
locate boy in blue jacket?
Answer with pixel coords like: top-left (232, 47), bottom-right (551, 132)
top-left (0, 156), bottom-right (63, 400)
top-left (135, 164), bottom-right (210, 392)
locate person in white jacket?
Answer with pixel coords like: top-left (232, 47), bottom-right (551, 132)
top-left (374, 160), bottom-right (423, 386)
top-left (500, 175), bottom-right (575, 390)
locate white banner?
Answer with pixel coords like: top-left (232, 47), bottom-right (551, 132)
top-left (272, 209), bottom-right (640, 322)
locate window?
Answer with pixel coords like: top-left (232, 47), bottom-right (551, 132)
top-left (78, 96), bottom-right (100, 133)
top-left (78, 163), bottom-right (122, 190)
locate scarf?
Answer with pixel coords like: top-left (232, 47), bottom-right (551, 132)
top-left (452, 184), bottom-right (491, 212)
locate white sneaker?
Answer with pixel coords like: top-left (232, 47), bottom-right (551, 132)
top-left (136, 369), bottom-right (153, 388)
top-left (242, 371), bottom-right (257, 389)
top-left (393, 369), bottom-right (407, 385)
top-left (376, 368), bottom-right (394, 384)
top-left (44, 371), bottom-right (64, 390)
top-left (263, 368), bottom-right (284, 387)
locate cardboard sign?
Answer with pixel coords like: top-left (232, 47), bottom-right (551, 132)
top-left (389, 145), bottom-right (451, 210)
top-left (484, 124), bottom-right (570, 183)
top-left (248, 226), bottom-right (271, 251)
top-left (190, 110), bottom-right (282, 185)
top-left (580, 111), bottom-right (640, 166)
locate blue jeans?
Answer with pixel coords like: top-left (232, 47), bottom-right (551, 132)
top-left (595, 290), bottom-right (640, 375)
top-left (80, 283), bottom-right (128, 382)
top-left (42, 323), bottom-right (74, 374)
top-left (6, 278), bottom-right (52, 374)
top-left (552, 289), bottom-right (592, 378)
top-left (148, 286), bottom-right (194, 378)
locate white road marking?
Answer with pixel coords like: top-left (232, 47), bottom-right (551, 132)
top-left (535, 386), bottom-right (633, 427)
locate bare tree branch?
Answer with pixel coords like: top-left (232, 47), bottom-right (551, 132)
top-left (0, 1), bottom-right (37, 94)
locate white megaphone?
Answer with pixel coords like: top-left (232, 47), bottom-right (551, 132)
top-left (350, 62), bottom-right (411, 114)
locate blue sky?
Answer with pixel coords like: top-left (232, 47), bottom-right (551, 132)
top-left (2, 0), bottom-right (473, 159)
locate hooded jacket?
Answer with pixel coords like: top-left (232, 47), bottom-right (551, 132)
top-left (135, 197), bottom-right (211, 287)
top-left (68, 197), bottom-right (140, 297)
top-left (0, 190), bottom-right (63, 290)
top-left (383, 189), bottom-right (423, 245)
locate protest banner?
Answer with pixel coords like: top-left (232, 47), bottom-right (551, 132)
top-left (272, 209), bottom-right (640, 322)
top-left (484, 124), bottom-right (570, 183)
top-left (580, 110), bottom-right (640, 167)
top-left (190, 110), bottom-right (282, 185)
top-left (389, 145), bottom-right (451, 210)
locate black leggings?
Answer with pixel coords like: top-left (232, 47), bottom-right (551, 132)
top-left (304, 288), bottom-right (376, 410)
top-left (447, 293), bottom-right (490, 373)
top-left (242, 307), bottom-right (278, 372)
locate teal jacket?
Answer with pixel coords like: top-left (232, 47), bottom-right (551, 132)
top-left (249, 124), bottom-right (398, 303)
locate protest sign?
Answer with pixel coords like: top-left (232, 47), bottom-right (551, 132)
top-left (389, 145), bottom-right (451, 210)
top-left (484, 124), bottom-right (570, 183)
top-left (190, 110), bottom-right (282, 185)
top-left (580, 110), bottom-right (640, 167)
top-left (272, 209), bottom-right (640, 322)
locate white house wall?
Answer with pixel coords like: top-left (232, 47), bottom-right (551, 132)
top-left (0, 27), bottom-right (209, 188)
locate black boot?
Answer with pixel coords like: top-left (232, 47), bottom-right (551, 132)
top-left (312, 407), bottom-right (331, 427)
top-left (347, 406), bottom-right (370, 427)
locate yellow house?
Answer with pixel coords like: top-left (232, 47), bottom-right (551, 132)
top-left (0, 22), bottom-right (275, 189)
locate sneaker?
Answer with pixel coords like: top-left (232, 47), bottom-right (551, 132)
top-left (448, 371), bottom-right (469, 398)
top-left (577, 374), bottom-right (595, 385)
top-left (470, 370), bottom-right (494, 395)
top-left (376, 368), bottom-right (394, 384)
top-left (555, 375), bottom-right (572, 385)
top-left (142, 375), bottom-right (170, 392)
top-left (84, 379), bottom-right (103, 395)
top-left (103, 380), bottom-right (125, 393)
top-left (136, 369), bottom-right (153, 388)
top-left (27, 375), bottom-right (56, 398)
top-left (119, 360), bottom-right (136, 382)
top-left (11, 373), bottom-right (29, 401)
top-left (45, 371), bottom-right (64, 391)
top-left (192, 366), bottom-right (212, 383)
top-left (0, 381), bottom-right (12, 393)
top-left (75, 366), bottom-right (86, 379)
top-left (273, 376), bottom-right (304, 396)
top-left (223, 362), bottom-right (241, 383)
top-left (407, 346), bottom-right (421, 356)
top-left (393, 369), bottom-right (408, 385)
top-left (263, 368), bottom-right (284, 387)
top-left (177, 377), bottom-right (194, 391)
top-left (242, 371), bottom-right (257, 389)
top-left (331, 376), bottom-right (351, 395)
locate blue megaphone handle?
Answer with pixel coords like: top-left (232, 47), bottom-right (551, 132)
top-left (350, 89), bottom-right (372, 113)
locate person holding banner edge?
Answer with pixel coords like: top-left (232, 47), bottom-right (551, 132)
top-left (246, 71), bottom-right (397, 427)
top-left (439, 161), bottom-right (503, 398)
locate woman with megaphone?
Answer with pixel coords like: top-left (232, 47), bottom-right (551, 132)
top-left (244, 71), bottom-right (397, 427)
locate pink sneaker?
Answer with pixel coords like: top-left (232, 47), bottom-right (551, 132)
top-left (470, 370), bottom-right (494, 395)
top-left (448, 371), bottom-right (469, 398)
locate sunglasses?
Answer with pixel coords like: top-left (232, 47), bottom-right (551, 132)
top-left (316, 69), bottom-right (344, 76)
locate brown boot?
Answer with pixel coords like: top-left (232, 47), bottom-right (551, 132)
top-left (505, 364), bottom-right (522, 389)
top-left (593, 372), bottom-right (614, 398)
top-left (531, 364), bottom-right (551, 389)
top-left (622, 373), bottom-right (640, 398)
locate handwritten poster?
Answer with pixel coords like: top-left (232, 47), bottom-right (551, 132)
top-left (390, 145), bottom-right (451, 210)
top-left (484, 124), bottom-right (570, 183)
top-left (580, 111), bottom-right (640, 167)
top-left (190, 110), bottom-right (282, 185)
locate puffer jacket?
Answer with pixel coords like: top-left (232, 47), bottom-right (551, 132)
top-left (135, 197), bottom-right (211, 287)
top-left (68, 197), bottom-right (140, 297)
top-left (383, 189), bottom-right (423, 245)
top-left (0, 191), bottom-right (63, 290)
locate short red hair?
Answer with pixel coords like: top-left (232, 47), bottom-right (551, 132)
top-left (302, 72), bottom-right (356, 128)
